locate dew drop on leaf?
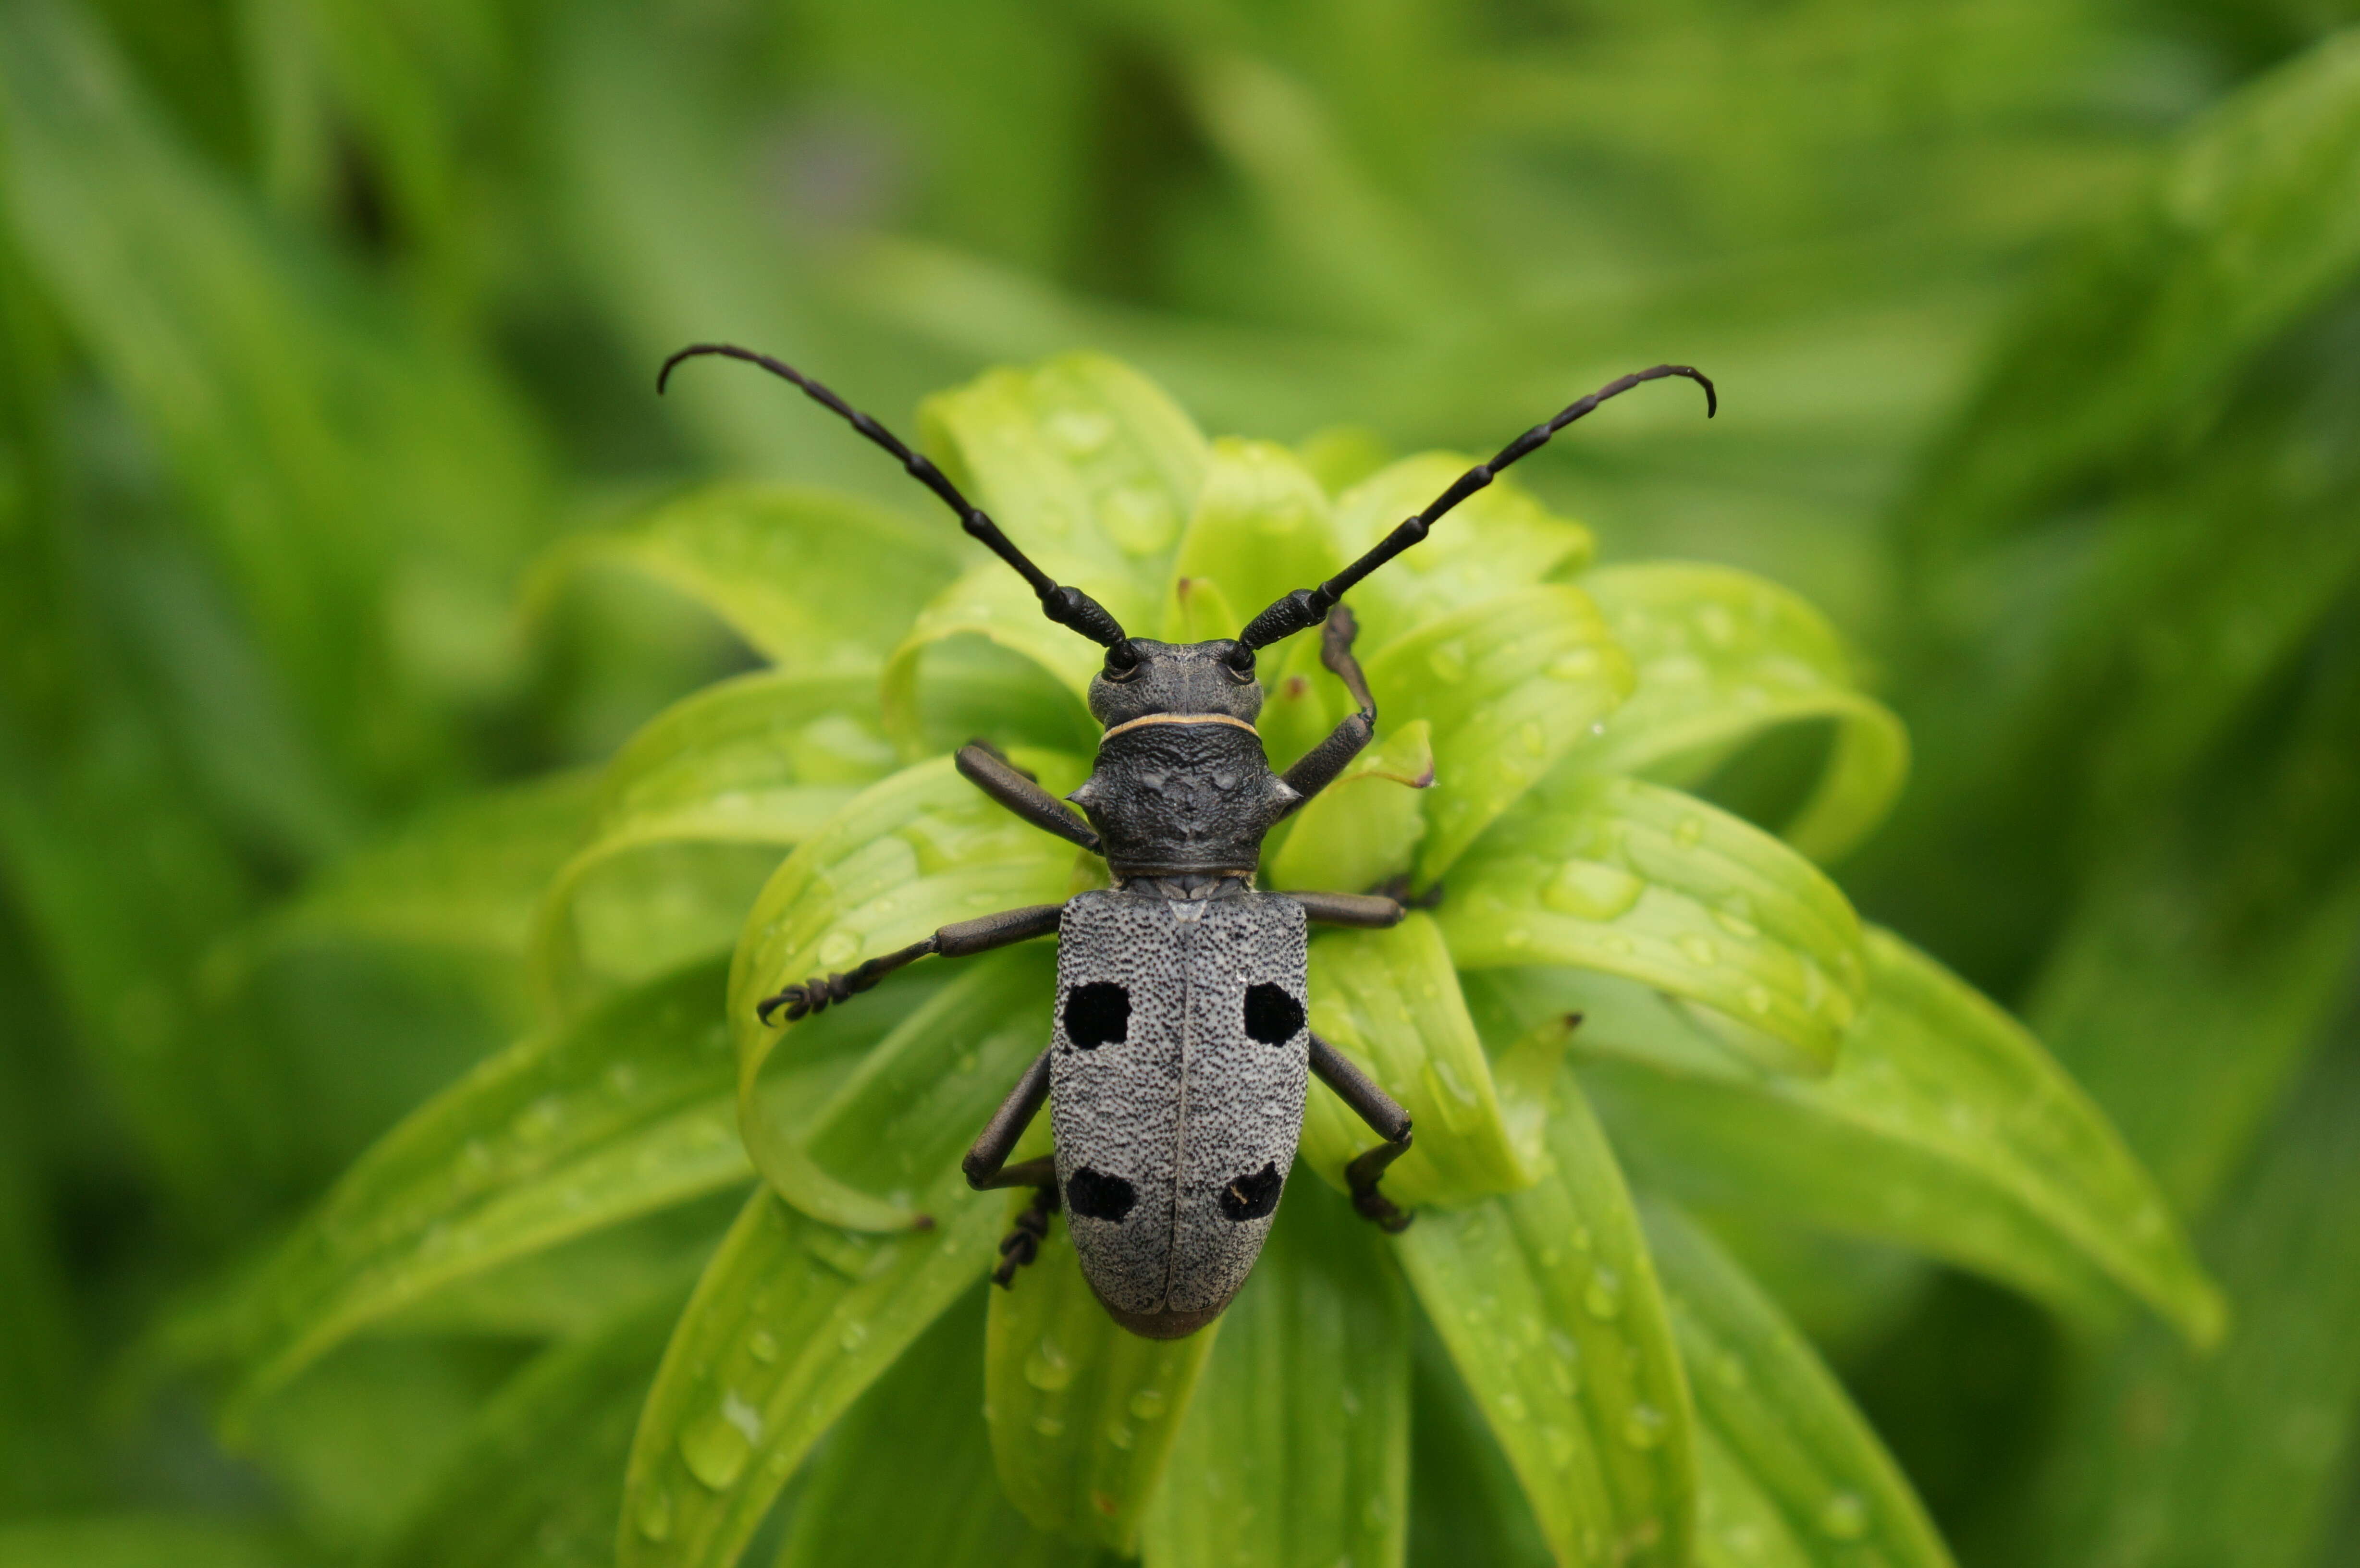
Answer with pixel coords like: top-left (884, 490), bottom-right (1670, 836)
top-left (1818, 1491), bottom-right (1869, 1539)
top-left (1622, 1404), bottom-right (1668, 1448)
top-left (1584, 1267), bottom-right (1623, 1320)
top-left (748, 1329), bottom-right (779, 1364)
top-left (1678, 934), bottom-right (1719, 966)
top-left (636, 1487), bottom-right (673, 1542)
top-left (678, 1408), bottom-right (752, 1489)
top-left (1542, 860), bottom-right (1643, 920)
top-left (818, 931), bottom-right (860, 967)
top-left (1129, 1387), bottom-right (1167, 1421)
top-left (1024, 1339), bottom-right (1074, 1391)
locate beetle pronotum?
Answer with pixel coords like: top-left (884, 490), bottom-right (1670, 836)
top-left (660, 344), bottom-right (1713, 1338)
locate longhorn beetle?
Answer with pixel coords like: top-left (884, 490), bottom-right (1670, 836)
top-left (659, 344), bottom-right (1714, 1339)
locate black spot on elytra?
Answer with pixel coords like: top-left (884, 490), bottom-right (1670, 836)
top-left (1066, 1166), bottom-right (1136, 1222)
top-left (1218, 1162), bottom-right (1283, 1221)
top-left (1242, 982), bottom-right (1304, 1044)
top-left (1064, 982), bottom-right (1130, 1049)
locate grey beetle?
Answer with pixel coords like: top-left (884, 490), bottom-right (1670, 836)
top-left (660, 344), bottom-right (1714, 1339)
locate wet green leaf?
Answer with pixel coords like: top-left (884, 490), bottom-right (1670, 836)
top-left (730, 753), bottom-right (1086, 1227)
top-left (751, 949), bottom-right (1056, 1233)
top-left (1143, 1179), bottom-right (1411, 1568)
top-left (1572, 564), bottom-right (1908, 865)
top-left (882, 555), bottom-right (1147, 740)
top-left (542, 485), bottom-right (961, 671)
top-left (775, 1286), bottom-right (1099, 1568)
top-left (1396, 1074), bottom-right (1695, 1568)
top-left (618, 1184), bottom-right (1001, 1568)
top-left (1162, 438), bottom-right (1342, 640)
top-left (1365, 586), bottom-right (1634, 884)
top-left (1264, 718), bottom-right (1434, 895)
top-left (212, 960), bottom-right (750, 1407)
top-left (1301, 915), bottom-right (1542, 1207)
top-left (1642, 1201), bottom-right (1953, 1568)
top-left (1588, 927), bottom-right (2224, 1345)
top-left (1445, 775), bottom-right (1866, 1076)
top-left (984, 1218), bottom-right (1220, 1553)
top-left (1328, 456), bottom-right (1596, 655)
top-left (532, 672), bottom-right (896, 1004)
top-left (0, 1517), bottom-right (297, 1568)
top-left (917, 352), bottom-right (1209, 592)
top-left (380, 1295), bottom-right (682, 1568)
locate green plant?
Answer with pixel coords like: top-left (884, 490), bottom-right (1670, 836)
top-left (181, 355), bottom-right (2218, 1567)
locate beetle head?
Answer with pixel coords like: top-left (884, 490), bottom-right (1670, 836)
top-left (1087, 639), bottom-right (1264, 727)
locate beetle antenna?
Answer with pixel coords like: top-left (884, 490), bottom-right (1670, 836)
top-left (660, 343), bottom-right (1136, 663)
top-left (1235, 364), bottom-right (1714, 654)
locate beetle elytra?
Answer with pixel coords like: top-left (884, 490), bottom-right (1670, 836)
top-left (660, 344), bottom-right (1714, 1338)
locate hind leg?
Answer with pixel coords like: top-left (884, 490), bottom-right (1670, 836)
top-left (1309, 1030), bottom-right (1415, 1233)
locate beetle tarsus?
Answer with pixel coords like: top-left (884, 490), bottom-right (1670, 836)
top-left (992, 1180), bottom-right (1060, 1288)
top-left (1345, 1131), bottom-right (1414, 1234)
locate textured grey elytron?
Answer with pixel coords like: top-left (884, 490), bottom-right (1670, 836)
top-left (659, 340), bottom-right (1714, 1338)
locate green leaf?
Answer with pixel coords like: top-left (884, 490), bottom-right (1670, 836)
top-left (1364, 585), bottom-right (1634, 884)
top-left (750, 949), bottom-right (1056, 1233)
top-left (1300, 915), bottom-right (1542, 1207)
top-left (1586, 926), bottom-right (2224, 1346)
top-left (730, 753), bottom-right (1088, 1228)
top-left (532, 671), bottom-right (896, 1004)
top-left (248, 772), bottom-right (599, 980)
top-left (1161, 438), bottom-right (1342, 640)
top-left (2001, 1037), bottom-right (2360, 1568)
top-left (541, 485), bottom-right (961, 670)
top-left (1264, 718), bottom-right (1434, 895)
top-left (1395, 1073), bottom-right (1695, 1568)
top-left (1911, 28), bottom-right (2360, 554)
top-left (1328, 455), bottom-right (1596, 655)
top-left (916, 352), bottom-right (1210, 592)
top-left (881, 555), bottom-right (1146, 743)
top-left (209, 959), bottom-right (750, 1407)
top-left (619, 1183), bottom-right (1001, 1568)
top-left (1142, 1179), bottom-right (1411, 1568)
top-left (380, 1295), bottom-right (682, 1568)
top-left (1572, 564), bottom-right (1908, 865)
top-left (984, 1217), bottom-right (1221, 1553)
top-left (776, 1286), bottom-right (1100, 1568)
top-left (1444, 775), bottom-right (1867, 1076)
top-left (1641, 1201), bottom-right (1954, 1568)
top-left (0, 1517), bottom-right (298, 1568)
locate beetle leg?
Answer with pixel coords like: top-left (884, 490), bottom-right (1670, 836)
top-left (1282, 890), bottom-right (1405, 928)
top-left (962, 1049), bottom-right (1052, 1188)
top-left (1276, 606), bottom-right (1378, 812)
top-left (957, 742), bottom-right (1103, 854)
top-left (755, 901), bottom-right (1067, 1024)
top-left (1308, 1029), bottom-right (1415, 1233)
top-left (992, 1171), bottom-right (1062, 1287)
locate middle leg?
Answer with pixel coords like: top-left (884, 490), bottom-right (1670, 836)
top-left (963, 1048), bottom-right (1063, 1286)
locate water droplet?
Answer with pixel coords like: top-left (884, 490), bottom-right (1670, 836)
top-left (1106, 1423), bottom-right (1134, 1449)
top-left (1129, 1388), bottom-right (1168, 1421)
top-left (1714, 908), bottom-right (1759, 940)
top-left (1103, 486), bottom-right (1177, 554)
top-left (1591, 933), bottom-right (1633, 955)
top-left (1677, 934), bottom-right (1718, 966)
top-left (1033, 1412), bottom-right (1066, 1437)
top-left (1046, 409), bottom-right (1112, 453)
top-left (1548, 649), bottom-right (1601, 682)
top-left (1743, 985), bottom-right (1773, 1015)
top-left (605, 1061), bottom-right (639, 1097)
top-left (838, 1321), bottom-right (869, 1351)
top-left (1503, 926), bottom-right (1531, 948)
top-left (1622, 1404), bottom-right (1668, 1448)
top-left (1519, 720), bottom-right (1547, 757)
top-left (1024, 1340), bottom-right (1074, 1391)
top-left (1818, 1492), bottom-right (1868, 1540)
top-left (1543, 1424), bottom-right (1577, 1469)
top-left (1427, 642), bottom-right (1469, 683)
top-left (1672, 816), bottom-right (1706, 848)
top-left (512, 1096), bottom-right (565, 1143)
top-left (679, 1407), bottom-right (752, 1489)
top-left (748, 1329), bottom-right (779, 1364)
top-left (1543, 860), bottom-right (1643, 920)
top-left (817, 931), bottom-right (860, 967)
top-left (636, 1487), bottom-right (673, 1541)
top-left (1497, 1391), bottom-right (1528, 1423)
top-left (1585, 1268), bottom-right (1623, 1320)
top-left (1696, 603), bottom-right (1737, 647)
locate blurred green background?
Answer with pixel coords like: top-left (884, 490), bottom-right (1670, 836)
top-left (2, 0), bottom-right (2358, 1563)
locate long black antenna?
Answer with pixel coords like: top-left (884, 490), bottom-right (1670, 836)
top-left (1237, 364), bottom-right (1715, 654)
top-left (660, 343), bottom-right (1135, 661)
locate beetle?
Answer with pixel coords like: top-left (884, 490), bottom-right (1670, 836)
top-left (659, 343), bottom-right (1714, 1338)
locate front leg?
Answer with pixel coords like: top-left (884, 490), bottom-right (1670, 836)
top-left (957, 742), bottom-right (1102, 854)
top-left (1308, 1030), bottom-right (1415, 1232)
top-left (1278, 605), bottom-right (1378, 812)
top-left (756, 900), bottom-right (1065, 1024)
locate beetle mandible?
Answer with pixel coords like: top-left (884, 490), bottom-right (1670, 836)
top-left (659, 344), bottom-right (1715, 1338)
